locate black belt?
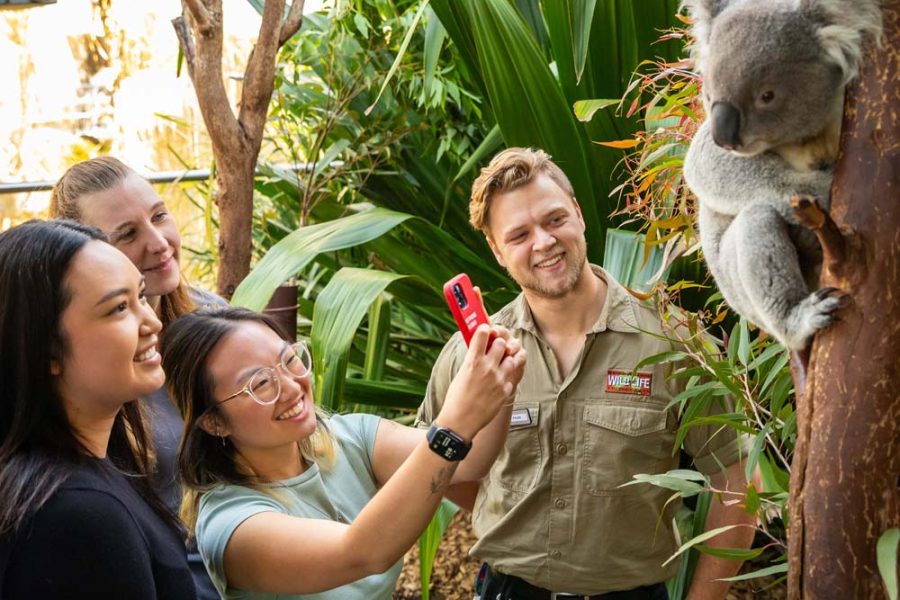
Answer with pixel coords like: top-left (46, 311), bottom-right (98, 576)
top-left (480, 564), bottom-right (668, 600)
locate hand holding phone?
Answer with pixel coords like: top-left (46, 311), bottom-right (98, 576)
top-left (443, 274), bottom-right (494, 347)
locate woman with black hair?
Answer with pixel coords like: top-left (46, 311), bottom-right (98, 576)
top-left (162, 307), bottom-right (526, 599)
top-left (0, 220), bottom-right (195, 599)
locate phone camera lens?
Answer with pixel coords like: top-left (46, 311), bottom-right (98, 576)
top-left (452, 283), bottom-right (468, 308)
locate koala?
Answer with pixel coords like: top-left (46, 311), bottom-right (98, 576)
top-left (682, 0), bottom-right (882, 350)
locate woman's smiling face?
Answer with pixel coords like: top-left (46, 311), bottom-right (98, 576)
top-left (55, 241), bottom-right (164, 418)
top-left (205, 321), bottom-right (317, 467)
top-left (77, 174), bottom-right (182, 299)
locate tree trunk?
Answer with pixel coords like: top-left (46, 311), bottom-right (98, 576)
top-left (788, 3), bottom-right (900, 598)
top-left (215, 153), bottom-right (257, 296)
top-left (173, 0), bottom-right (305, 298)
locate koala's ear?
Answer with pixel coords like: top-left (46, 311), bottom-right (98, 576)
top-left (798, 0), bottom-right (883, 84)
top-left (681, 0), bottom-right (734, 72)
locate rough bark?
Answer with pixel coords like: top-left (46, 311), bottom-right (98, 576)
top-left (788, 3), bottom-right (900, 598)
top-left (173, 0), bottom-right (305, 298)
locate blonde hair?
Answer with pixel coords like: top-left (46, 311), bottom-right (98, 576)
top-left (469, 147), bottom-right (575, 234)
top-left (50, 157), bottom-right (196, 327)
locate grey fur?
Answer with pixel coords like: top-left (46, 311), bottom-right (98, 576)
top-left (682, 0), bottom-right (881, 349)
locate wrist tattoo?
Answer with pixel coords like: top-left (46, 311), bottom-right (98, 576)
top-left (429, 465), bottom-right (453, 495)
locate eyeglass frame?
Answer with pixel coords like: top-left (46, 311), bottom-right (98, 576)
top-left (214, 341), bottom-right (312, 408)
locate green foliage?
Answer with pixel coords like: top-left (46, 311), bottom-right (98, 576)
top-left (244, 0), bottom-right (684, 420)
top-left (630, 311), bottom-right (795, 589)
top-left (878, 528), bottom-right (900, 600)
top-left (418, 500), bottom-right (460, 600)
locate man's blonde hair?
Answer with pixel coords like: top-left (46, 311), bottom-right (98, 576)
top-left (469, 147), bottom-right (575, 234)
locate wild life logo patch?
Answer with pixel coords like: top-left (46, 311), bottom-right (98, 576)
top-left (605, 369), bottom-right (652, 396)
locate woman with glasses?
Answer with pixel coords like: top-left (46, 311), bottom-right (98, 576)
top-left (161, 307), bottom-right (526, 599)
top-left (51, 157), bottom-right (224, 598)
top-left (0, 220), bottom-right (195, 599)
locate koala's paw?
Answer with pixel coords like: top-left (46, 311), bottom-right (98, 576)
top-left (783, 287), bottom-right (847, 350)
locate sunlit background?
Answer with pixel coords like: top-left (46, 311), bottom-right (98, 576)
top-left (1, 0), bottom-right (324, 281)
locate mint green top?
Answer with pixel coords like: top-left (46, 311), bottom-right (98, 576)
top-left (195, 413), bottom-right (402, 600)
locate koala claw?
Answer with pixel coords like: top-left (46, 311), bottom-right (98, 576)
top-left (783, 287), bottom-right (845, 349)
top-left (813, 287), bottom-right (839, 300)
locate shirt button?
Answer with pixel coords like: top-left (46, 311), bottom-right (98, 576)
top-left (556, 443), bottom-right (568, 455)
top-left (555, 498), bottom-right (566, 509)
top-left (550, 550), bottom-right (562, 559)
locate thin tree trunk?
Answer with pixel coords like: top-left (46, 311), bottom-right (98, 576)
top-left (215, 155), bottom-right (256, 296)
top-left (788, 3), bottom-right (900, 597)
top-left (174, 0), bottom-right (305, 298)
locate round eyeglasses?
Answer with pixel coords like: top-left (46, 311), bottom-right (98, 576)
top-left (216, 341), bottom-right (312, 407)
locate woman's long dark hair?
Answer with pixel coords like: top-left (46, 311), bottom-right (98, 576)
top-left (161, 307), bottom-right (334, 531)
top-left (0, 220), bottom-right (177, 535)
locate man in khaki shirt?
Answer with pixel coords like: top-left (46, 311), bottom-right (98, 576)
top-left (416, 148), bottom-right (755, 599)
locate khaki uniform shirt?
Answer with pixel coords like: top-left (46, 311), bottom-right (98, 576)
top-left (416, 266), bottom-right (745, 595)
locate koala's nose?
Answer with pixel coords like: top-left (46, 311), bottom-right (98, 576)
top-left (711, 102), bottom-right (742, 151)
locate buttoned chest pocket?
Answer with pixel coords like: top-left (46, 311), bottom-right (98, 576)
top-left (580, 403), bottom-right (673, 496)
top-left (490, 403), bottom-right (542, 493)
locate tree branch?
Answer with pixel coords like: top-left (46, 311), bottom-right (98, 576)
top-left (177, 0), bottom-right (244, 155)
top-left (171, 15), bottom-right (196, 78)
top-left (279, 0), bottom-right (306, 46)
top-left (182, 0), bottom-right (213, 35)
top-left (239, 0), bottom-right (285, 139)
top-left (791, 195), bottom-right (850, 276)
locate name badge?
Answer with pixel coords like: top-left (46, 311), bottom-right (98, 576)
top-left (510, 408), bottom-right (533, 427)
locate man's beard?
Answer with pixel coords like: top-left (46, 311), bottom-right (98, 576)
top-left (513, 242), bottom-right (588, 299)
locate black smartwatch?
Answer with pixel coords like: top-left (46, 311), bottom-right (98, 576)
top-left (426, 424), bottom-right (472, 461)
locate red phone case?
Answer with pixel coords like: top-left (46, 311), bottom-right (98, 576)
top-left (443, 273), bottom-right (492, 347)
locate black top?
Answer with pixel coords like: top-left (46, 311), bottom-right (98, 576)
top-left (145, 286), bottom-right (225, 600)
top-left (1, 459), bottom-right (197, 600)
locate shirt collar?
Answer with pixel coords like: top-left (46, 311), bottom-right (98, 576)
top-left (510, 264), bottom-right (642, 335)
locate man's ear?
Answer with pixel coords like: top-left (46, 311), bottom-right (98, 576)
top-left (50, 359), bottom-right (61, 376)
top-left (571, 197), bottom-right (586, 230)
top-left (486, 234), bottom-right (506, 268)
top-left (198, 413), bottom-right (230, 438)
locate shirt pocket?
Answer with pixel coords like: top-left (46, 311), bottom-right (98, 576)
top-left (580, 403), bottom-right (672, 496)
top-left (489, 402), bottom-right (542, 494)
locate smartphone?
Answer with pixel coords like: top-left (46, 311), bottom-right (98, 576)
top-left (443, 273), bottom-right (493, 347)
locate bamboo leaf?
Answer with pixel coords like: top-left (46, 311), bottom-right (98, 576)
top-left (719, 563), bottom-right (788, 582)
top-left (669, 491), bottom-right (712, 600)
top-left (423, 6), bottom-right (446, 97)
top-left (571, 0), bottom-right (598, 83)
top-left (366, 0), bottom-right (431, 115)
top-left (634, 350), bottom-right (688, 371)
top-left (663, 525), bottom-right (741, 566)
top-left (694, 545), bottom-right (765, 561)
top-left (451, 124), bottom-right (502, 184)
top-left (746, 426), bottom-right (770, 482)
top-left (621, 471), bottom-right (708, 497)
